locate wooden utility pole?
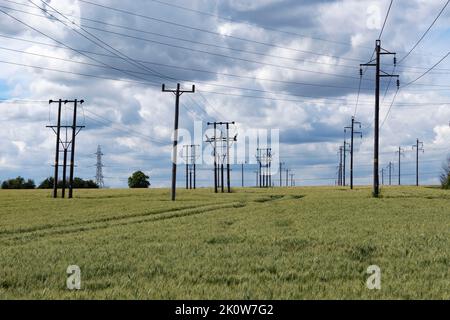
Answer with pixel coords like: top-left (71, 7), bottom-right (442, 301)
top-left (47, 99), bottom-right (84, 199)
top-left (345, 117), bottom-right (362, 189)
top-left (162, 83), bottom-right (195, 201)
top-left (396, 147), bottom-right (405, 185)
top-left (361, 39), bottom-right (398, 197)
top-left (412, 139), bottom-right (424, 186)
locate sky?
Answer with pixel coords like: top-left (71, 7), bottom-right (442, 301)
top-left (0, 0), bottom-right (449, 188)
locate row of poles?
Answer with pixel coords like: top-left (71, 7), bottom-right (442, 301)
top-left (206, 121), bottom-right (237, 194)
top-left (182, 144), bottom-right (199, 190)
top-left (338, 137), bottom-right (425, 187)
top-left (337, 116), bottom-right (362, 188)
top-left (256, 149), bottom-right (295, 188)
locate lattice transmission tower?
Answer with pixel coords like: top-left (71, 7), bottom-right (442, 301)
top-left (95, 145), bottom-right (105, 188)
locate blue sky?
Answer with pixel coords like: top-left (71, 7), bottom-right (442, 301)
top-left (0, 0), bottom-right (449, 188)
top-left (0, 79), bottom-right (10, 99)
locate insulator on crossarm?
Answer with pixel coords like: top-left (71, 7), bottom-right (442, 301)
top-left (359, 68), bottom-right (363, 76)
top-left (393, 56), bottom-right (397, 66)
top-left (396, 79), bottom-right (400, 89)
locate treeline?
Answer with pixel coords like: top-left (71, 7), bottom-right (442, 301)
top-left (441, 156), bottom-right (450, 189)
top-left (1, 176), bottom-right (99, 189)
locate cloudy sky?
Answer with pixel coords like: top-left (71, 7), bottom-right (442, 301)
top-left (0, 0), bottom-right (449, 188)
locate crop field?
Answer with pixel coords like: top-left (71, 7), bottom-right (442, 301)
top-left (0, 186), bottom-right (449, 299)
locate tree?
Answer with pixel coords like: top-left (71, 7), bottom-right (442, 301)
top-left (38, 177), bottom-right (99, 189)
top-left (128, 171), bottom-right (150, 188)
top-left (38, 177), bottom-right (54, 189)
top-left (440, 156), bottom-right (450, 189)
top-left (1, 176), bottom-right (35, 189)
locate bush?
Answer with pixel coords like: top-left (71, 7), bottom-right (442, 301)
top-left (128, 171), bottom-right (150, 188)
top-left (38, 177), bottom-right (99, 189)
top-left (72, 177), bottom-right (99, 189)
top-left (38, 177), bottom-right (54, 189)
top-left (441, 156), bottom-right (450, 189)
top-left (1, 176), bottom-right (35, 189)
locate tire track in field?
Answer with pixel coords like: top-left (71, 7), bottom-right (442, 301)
top-left (0, 202), bottom-right (225, 237)
top-left (1, 202), bottom-right (247, 245)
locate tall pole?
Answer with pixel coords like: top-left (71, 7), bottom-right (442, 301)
top-left (397, 146), bottom-right (403, 186)
top-left (221, 163), bottom-right (224, 193)
top-left (338, 146), bottom-right (343, 186)
top-left (95, 145), bottom-right (105, 188)
top-left (241, 163), bottom-right (244, 187)
top-left (343, 141), bottom-right (347, 187)
top-left (193, 145), bottom-right (197, 189)
top-left (398, 147), bottom-right (401, 186)
top-left (266, 149), bottom-right (269, 188)
top-left (62, 148), bottom-right (68, 198)
top-left (214, 123), bottom-right (218, 193)
top-left (258, 148), bottom-right (262, 188)
top-left (185, 145), bottom-right (189, 189)
top-left (68, 99), bottom-right (80, 199)
top-left (279, 162), bottom-right (283, 187)
top-left (389, 162), bottom-right (392, 186)
top-left (413, 139), bottom-right (424, 186)
top-left (350, 118), bottom-right (354, 189)
top-left (268, 148), bottom-right (272, 188)
top-left (226, 123), bottom-right (231, 193)
top-left (374, 40), bottom-right (381, 197)
top-left (163, 83), bottom-right (195, 200)
top-left (173, 83), bottom-right (181, 199)
top-left (361, 40), bottom-right (398, 197)
top-left (416, 139), bottom-right (419, 186)
top-left (261, 149), bottom-right (265, 188)
top-left (286, 168), bottom-right (289, 187)
top-left (345, 117), bottom-right (361, 189)
top-left (381, 168), bottom-right (384, 185)
top-left (52, 99), bottom-right (62, 198)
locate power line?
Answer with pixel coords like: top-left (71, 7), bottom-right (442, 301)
top-left (378, 0), bottom-right (394, 39)
top-left (4, 2), bottom-right (217, 124)
top-left (76, 0), bottom-right (374, 61)
top-left (380, 89), bottom-right (399, 129)
top-left (146, 0), bottom-right (372, 50)
top-left (402, 51), bottom-right (450, 88)
top-left (0, 3), bottom-right (366, 71)
top-left (0, 40), bottom-right (374, 105)
top-left (0, 60), bottom-right (450, 107)
top-left (0, 45), bottom-right (377, 103)
top-left (3, 1), bottom-right (448, 73)
top-left (29, 0), bottom-right (259, 124)
top-left (0, 34), bottom-right (376, 91)
top-left (379, 0), bottom-right (450, 127)
top-left (381, 50), bottom-right (450, 128)
top-left (73, 24), bottom-right (368, 81)
top-left (0, 7), bottom-right (166, 87)
top-left (398, 0), bottom-right (450, 64)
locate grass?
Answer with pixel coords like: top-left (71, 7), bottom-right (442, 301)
top-left (0, 186), bottom-right (449, 299)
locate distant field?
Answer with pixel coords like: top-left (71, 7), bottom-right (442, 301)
top-left (0, 186), bottom-right (449, 299)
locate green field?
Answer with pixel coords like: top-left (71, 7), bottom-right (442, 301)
top-left (0, 186), bottom-right (449, 299)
